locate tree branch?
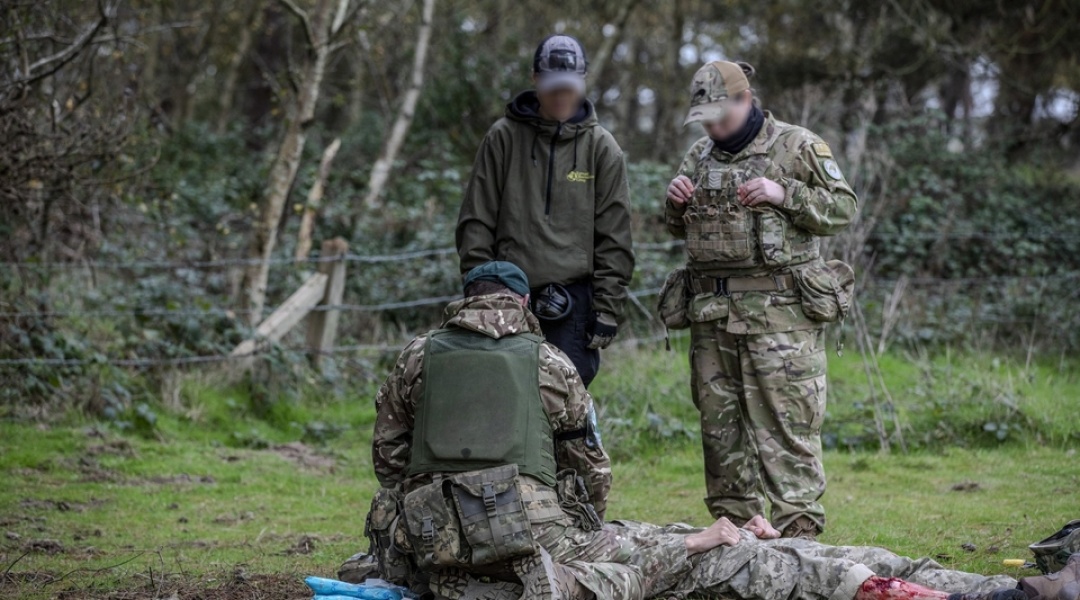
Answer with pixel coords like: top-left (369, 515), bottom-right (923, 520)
top-left (331, 0), bottom-right (368, 40)
top-left (4, 1), bottom-right (111, 93)
top-left (278, 0), bottom-right (315, 50)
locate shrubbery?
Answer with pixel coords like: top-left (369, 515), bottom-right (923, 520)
top-left (4, 114), bottom-right (1080, 455)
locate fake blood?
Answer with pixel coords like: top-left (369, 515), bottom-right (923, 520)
top-left (856, 577), bottom-right (949, 600)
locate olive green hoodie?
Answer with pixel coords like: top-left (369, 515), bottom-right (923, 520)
top-left (455, 91), bottom-right (635, 321)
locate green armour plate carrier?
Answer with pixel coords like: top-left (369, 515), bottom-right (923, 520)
top-left (408, 328), bottom-right (558, 487)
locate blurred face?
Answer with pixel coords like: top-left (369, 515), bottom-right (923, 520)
top-left (701, 93), bottom-right (753, 140)
top-left (532, 75), bottom-right (584, 122)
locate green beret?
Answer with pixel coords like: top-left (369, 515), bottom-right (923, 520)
top-left (463, 261), bottom-right (531, 297)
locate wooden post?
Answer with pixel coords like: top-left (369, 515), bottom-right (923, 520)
top-left (230, 271), bottom-right (329, 371)
top-left (306, 237), bottom-right (348, 370)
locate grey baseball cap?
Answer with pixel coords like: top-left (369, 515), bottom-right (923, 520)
top-left (533, 35), bottom-right (587, 93)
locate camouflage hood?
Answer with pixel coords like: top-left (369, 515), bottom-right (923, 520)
top-left (442, 294), bottom-right (544, 339)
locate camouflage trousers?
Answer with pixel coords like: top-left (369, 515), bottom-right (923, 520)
top-left (532, 517), bottom-right (694, 599)
top-left (689, 321), bottom-right (828, 532)
top-left (669, 529), bottom-right (1016, 600)
top-left (533, 519), bottom-right (1016, 600)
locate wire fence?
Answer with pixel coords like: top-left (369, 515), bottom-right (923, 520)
top-left (4, 237), bottom-right (1076, 369)
top-left (10, 229), bottom-right (1080, 271)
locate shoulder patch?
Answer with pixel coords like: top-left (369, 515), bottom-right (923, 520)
top-left (812, 143), bottom-right (833, 158)
top-left (822, 159), bottom-right (843, 180)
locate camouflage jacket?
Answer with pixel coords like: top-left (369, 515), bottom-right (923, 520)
top-left (371, 294), bottom-right (613, 518)
top-left (666, 111), bottom-right (858, 241)
top-left (665, 111), bottom-right (859, 334)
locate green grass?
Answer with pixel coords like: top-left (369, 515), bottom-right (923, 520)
top-left (2, 344), bottom-right (1079, 598)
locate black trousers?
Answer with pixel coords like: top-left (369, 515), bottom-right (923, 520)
top-left (535, 280), bottom-right (600, 388)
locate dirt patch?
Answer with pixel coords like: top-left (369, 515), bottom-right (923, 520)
top-left (41, 572), bottom-right (309, 600)
top-left (950, 481), bottom-right (981, 492)
top-left (280, 534), bottom-right (320, 556)
top-left (211, 511), bottom-right (256, 526)
top-left (19, 498), bottom-right (107, 513)
top-left (10, 466), bottom-right (48, 476)
top-left (23, 538), bottom-right (65, 554)
top-left (85, 440), bottom-right (135, 458)
top-left (56, 456), bottom-right (125, 483)
top-left (144, 474), bottom-right (216, 485)
top-left (0, 514), bottom-right (47, 527)
top-left (1, 571), bottom-right (57, 586)
top-left (271, 442), bottom-right (335, 472)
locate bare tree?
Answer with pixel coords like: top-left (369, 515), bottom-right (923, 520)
top-left (243, 0), bottom-right (357, 326)
top-left (588, 0), bottom-right (642, 90)
top-left (296, 137), bottom-right (342, 260)
top-left (215, 0), bottom-right (267, 133)
top-left (353, 0), bottom-right (436, 226)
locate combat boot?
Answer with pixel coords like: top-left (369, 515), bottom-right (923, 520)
top-left (781, 516), bottom-right (821, 541)
top-left (337, 551), bottom-right (380, 584)
top-left (1019, 553), bottom-right (1080, 600)
top-left (429, 569), bottom-right (522, 600)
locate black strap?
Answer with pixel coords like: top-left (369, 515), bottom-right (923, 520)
top-left (555, 428), bottom-right (588, 442)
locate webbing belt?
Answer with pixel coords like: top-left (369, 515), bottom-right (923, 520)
top-left (690, 272), bottom-right (795, 297)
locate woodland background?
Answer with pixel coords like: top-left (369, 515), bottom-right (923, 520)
top-left (2, 2), bottom-right (1080, 597)
top-left (3, 0), bottom-right (1080, 449)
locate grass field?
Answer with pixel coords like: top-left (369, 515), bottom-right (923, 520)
top-left (2, 342), bottom-right (1078, 598)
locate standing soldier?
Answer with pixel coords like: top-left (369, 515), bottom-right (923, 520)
top-left (456, 34), bottom-right (635, 389)
top-left (664, 61), bottom-right (858, 539)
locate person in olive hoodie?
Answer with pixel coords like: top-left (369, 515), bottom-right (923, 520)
top-left (455, 34), bottom-right (635, 388)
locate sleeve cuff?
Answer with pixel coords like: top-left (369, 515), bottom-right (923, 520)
top-left (780, 177), bottom-right (807, 213)
top-left (668, 196), bottom-right (690, 211)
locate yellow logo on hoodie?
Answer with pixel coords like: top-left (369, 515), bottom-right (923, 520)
top-left (566, 170), bottom-right (594, 183)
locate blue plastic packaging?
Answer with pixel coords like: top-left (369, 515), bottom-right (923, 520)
top-left (304, 575), bottom-right (416, 600)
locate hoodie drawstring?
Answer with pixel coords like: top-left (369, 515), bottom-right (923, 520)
top-left (531, 131), bottom-right (540, 166)
top-left (571, 127), bottom-right (580, 172)
top-left (544, 122), bottom-right (564, 217)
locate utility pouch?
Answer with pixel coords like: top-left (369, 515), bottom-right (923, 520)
top-left (683, 202), bottom-right (755, 264)
top-left (448, 465), bottom-right (536, 567)
top-left (554, 469), bottom-right (603, 532)
top-left (365, 487), bottom-right (414, 583)
top-left (402, 479), bottom-right (465, 569)
top-left (757, 210), bottom-right (793, 266)
top-left (794, 260), bottom-right (855, 322)
top-left (656, 267), bottom-right (691, 332)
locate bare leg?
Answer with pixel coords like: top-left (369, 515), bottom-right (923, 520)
top-left (855, 577), bottom-right (950, 600)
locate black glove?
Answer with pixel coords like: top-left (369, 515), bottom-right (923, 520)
top-left (586, 312), bottom-right (618, 350)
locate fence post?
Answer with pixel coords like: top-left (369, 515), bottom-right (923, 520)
top-left (306, 237), bottom-right (349, 370)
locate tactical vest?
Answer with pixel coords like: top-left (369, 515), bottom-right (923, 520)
top-left (408, 328), bottom-right (558, 487)
top-left (683, 135), bottom-right (820, 274)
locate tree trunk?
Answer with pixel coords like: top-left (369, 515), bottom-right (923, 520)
top-left (352, 0), bottom-right (436, 232)
top-left (588, 0), bottom-right (641, 92)
top-left (243, 0), bottom-right (349, 326)
top-left (296, 137), bottom-right (342, 260)
top-left (216, 0), bottom-right (266, 134)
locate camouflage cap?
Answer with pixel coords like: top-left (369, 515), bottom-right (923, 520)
top-left (683, 61), bottom-right (751, 126)
top-left (463, 261), bottom-right (531, 297)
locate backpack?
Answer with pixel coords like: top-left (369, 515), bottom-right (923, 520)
top-left (1031, 520), bottom-right (1080, 574)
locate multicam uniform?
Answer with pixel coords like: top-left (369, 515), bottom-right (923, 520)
top-left (367, 295), bottom-right (1017, 600)
top-left (371, 294), bottom-right (640, 598)
top-left (665, 111), bottom-right (859, 534)
top-left (371, 294), bottom-right (611, 517)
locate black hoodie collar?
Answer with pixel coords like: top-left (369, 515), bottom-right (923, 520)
top-left (506, 90), bottom-right (595, 129)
